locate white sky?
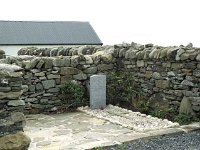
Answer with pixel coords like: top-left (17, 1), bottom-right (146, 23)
top-left (1, 0), bottom-right (200, 46)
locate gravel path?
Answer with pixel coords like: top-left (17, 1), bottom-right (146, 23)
top-left (78, 105), bottom-right (179, 132)
top-left (101, 129), bottom-right (200, 150)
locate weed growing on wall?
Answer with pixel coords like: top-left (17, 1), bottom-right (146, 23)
top-left (106, 72), bottom-right (179, 122)
top-left (61, 80), bottom-right (88, 109)
top-left (106, 72), bottom-right (141, 106)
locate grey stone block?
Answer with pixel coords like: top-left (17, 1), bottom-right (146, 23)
top-left (42, 80), bottom-right (56, 90)
top-left (90, 75), bottom-right (106, 109)
top-left (7, 100), bottom-right (25, 107)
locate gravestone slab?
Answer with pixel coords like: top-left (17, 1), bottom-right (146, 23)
top-left (90, 75), bottom-right (106, 109)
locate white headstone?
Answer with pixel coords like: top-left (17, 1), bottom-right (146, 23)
top-left (90, 75), bottom-right (106, 109)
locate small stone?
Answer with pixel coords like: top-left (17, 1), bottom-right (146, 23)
top-left (36, 83), bottom-right (44, 91)
top-left (36, 59), bottom-right (45, 69)
top-left (73, 73), bottom-right (87, 80)
top-left (193, 69), bottom-right (200, 77)
top-left (35, 72), bottom-right (45, 77)
top-left (47, 74), bottom-right (60, 79)
top-left (0, 91), bottom-right (23, 99)
top-left (155, 80), bottom-right (170, 89)
top-left (60, 67), bottom-right (81, 75)
top-left (22, 85), bottom-right (28, 93)
top-left (152, 72), bottom-right (161, 79)
top-left (0, 87), bottom-right (11, 92)
top-left (44, 58), bottom-right (53, 69)
top-left (53, 57), bottom-right (70, 67)
top-left (186, 42), bottom-right (193, 48)
top-left (181, 80), bottom-right (194, 87)
top-left (83, 67), bottom-right (97, 74)
top-left (28, 85), bottom-right (35, 92)
top-left (97, 64), bottom-right (114, 71)
top-left (47, 88), bottom-right (60, 93)
top-left (11, 112), bottom-right (25, 123)
top-left (136, 60), bottom-right (145, 67)
top-left (7, 100), bottom-right (25, 106)
top-left (167, 71), bottom-right (176, 77)
top-left (42, 80), bottom-right (55, 90)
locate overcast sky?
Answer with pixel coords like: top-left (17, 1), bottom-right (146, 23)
top-left (1, 0), bottom-right (200, 46)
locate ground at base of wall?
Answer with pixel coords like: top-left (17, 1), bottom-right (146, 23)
top-left (24, 106), bottom-right (200, 150)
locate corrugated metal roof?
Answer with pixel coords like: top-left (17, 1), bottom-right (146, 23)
top-left (0, 21), bottom-right (102, 45)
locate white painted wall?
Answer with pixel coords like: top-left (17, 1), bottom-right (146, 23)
top-left (0, 45), bottom-right (81, 56)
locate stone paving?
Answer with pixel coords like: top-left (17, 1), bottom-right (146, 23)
top-left (24, 107), bottom-right (200, 150)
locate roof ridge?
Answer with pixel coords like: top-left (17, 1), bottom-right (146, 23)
top-left (0, 20), bottom-right (89, 23)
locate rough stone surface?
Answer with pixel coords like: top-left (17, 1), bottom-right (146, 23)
top-left (0, 132), bottom-right (31, 150)
top-left (1, 43), bottom-right (200, 114)
top-left (0, 91), bottom-right (23, 99)
top-left (60, 67), bottom-right (81, 75)
top-left (179, 96), bottom-right (195, 115)
top-left (42, 80), bottom-right (55, 90)
top-left (7, 100), bottom-right (25, 106)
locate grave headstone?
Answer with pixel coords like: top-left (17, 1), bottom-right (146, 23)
top-left (90, 75), bottom-right (106, 109)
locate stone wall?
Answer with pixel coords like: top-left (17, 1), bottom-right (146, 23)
top-left (1, 43), bottom-right (200, 115)
top-left (0, 64), bottom-right (30, 149)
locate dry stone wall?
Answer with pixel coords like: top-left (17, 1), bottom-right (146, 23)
top-left (0, 64), bottom-right (30, 149)
top-left (1, 43), bottom-right (200, 116)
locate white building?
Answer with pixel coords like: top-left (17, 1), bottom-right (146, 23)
top-left (0, 21), bottom-right (102, 56)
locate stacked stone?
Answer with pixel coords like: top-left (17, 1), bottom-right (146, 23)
top-left (18, 50), bottom-right (115, 113)
top-left (0, 64), bottom-right (30, 150)
top-left (17, 45), bottom-right (103, 56)
top-left (2, 42), bottom-right (200, 115)
top-left (0, 64), bottom-right (25, 136)
top-left (0, 49), bottom-right (5, 59)
top-left (113, 42), bottom-right (200, 114)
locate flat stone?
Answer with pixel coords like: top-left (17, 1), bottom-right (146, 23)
top-left (44, 58), bottom-right (53, 69)
top-left (136, 60), bottom-right (145, 67)
top-left (181, 80), bottom-right (194, 87)
top-left (83, 67), bottom-right (97, 74)
top-left (26, 98), bottom-right (38, 102)
top-left (0, 87), bottom-right (11, 92)
top-left (36, 59), bottom-right (45, 69)
top-left (47, 88), bottom-right (60, 93)
top-left (73, 73), bottom-right (87, 80)
top-left (29, 85), bottom-right (35, 92)
top-left (11, 112), bottom-right (25, 123)
top-left (152, 72), bottom-right (161, 79)
top-left (42, 80), bottom-right (56, 90)
top-left (7, 100), bottom-right (25, 106)
top-left (60, 67), bottom-right (81, 75)
top-left (193, 69), bottom-right (200, 77)
top-left (36, 83), bottom-right (44, 91)
top-left (47, 74), bottom-right (60, 79)
top-left (0, 91), bottom-right (23, 100)
top-left (155, 80), bottom-right (170, 89)
top-left (53, 57), bottom-right (70, 67)
top-left (35, 72), bottom-right (45, 77)
top-left (97, 64), bottom-right (114, 71)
